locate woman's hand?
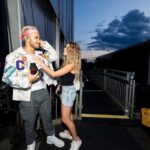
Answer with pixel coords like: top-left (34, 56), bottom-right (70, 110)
top-left (55, 84), bottom-right (62, 96)
top-left (31, 55), bottom-right (43, 66)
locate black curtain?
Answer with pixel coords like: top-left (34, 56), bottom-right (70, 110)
top-left (20, 0), bottom-right (56, 47)
top-left (0, 0), bottom-right (9, 80)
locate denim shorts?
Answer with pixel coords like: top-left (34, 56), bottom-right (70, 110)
top-left (60, 85), bottom-right (76, 107)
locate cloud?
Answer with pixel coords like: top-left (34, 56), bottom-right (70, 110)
top-left (81, 49), bottom-right (114, 61)
top-left (87, 9), bottom-right (150, 50)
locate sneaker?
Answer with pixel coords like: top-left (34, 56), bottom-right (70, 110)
top-left (70, 139), bottom-right (82, 150)
top-left (27, 141), bottom-right (35, 150)
top-left (59, 130), bottom-right (73, 140)
top-left (47, 135), bottom-right (65, 148)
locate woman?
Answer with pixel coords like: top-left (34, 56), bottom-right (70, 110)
top-left (33, 42), bottom-right (82, 150)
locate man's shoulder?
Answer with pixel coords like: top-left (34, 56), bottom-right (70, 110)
top-left (6, 48), bottom-right (22, 59)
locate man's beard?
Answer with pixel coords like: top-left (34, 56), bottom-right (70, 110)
top-left (30, 42), bottom-right (40, 49)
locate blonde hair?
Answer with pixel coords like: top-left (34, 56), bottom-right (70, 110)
top-left (63, 41), bottom-right (81, 75)
top-left (21, 26), bottom-right (38, 46)
top-left (21, 26), bottom-right (38, 35)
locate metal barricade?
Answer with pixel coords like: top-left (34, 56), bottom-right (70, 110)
top-left (89, 69), bottom-right (135, 119)
top-left (0, 82), bottom-right (16, 113)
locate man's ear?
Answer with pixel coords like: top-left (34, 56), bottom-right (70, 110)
top-left (25, 36), bottom-right (29, 42)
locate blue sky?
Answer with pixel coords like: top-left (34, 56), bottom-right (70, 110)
top-left (74, 0), bottom-right (150, 52)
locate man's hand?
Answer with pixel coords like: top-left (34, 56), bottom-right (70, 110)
top-left (28, 71), bottom-right (40, 83)
top-left (40, 40), bottom-right (46, 48)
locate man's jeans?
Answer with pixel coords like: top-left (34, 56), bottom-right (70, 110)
top-left (19, 88), bottom-right (55, 145)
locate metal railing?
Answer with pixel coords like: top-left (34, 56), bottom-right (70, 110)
top-left (89, 69), bottom-right (136, 119)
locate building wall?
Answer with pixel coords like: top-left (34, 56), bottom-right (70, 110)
top-left (0, 0), bottom-right (74, 79)
top-left (5, 0), bottom-right (73, 50)
top-left (5, 0), bottom-right (74, 65)
top-left (50, 0), bottom-right (74, 42)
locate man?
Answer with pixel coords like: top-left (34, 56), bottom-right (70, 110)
top-left (2, 26), bottom-right (64, 150)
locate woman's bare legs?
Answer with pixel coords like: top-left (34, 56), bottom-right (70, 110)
top-left (61, 104), bottom-right (79, 140)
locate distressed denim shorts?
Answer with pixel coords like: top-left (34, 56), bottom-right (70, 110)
top-left (60, 85), bottom-right (76, 107)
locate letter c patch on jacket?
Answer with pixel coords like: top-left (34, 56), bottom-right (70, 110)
top-left (16, 60), bottom-right (25, 70)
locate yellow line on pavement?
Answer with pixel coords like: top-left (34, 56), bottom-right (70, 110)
top-left (82, 113), bottom-right (129, 119)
